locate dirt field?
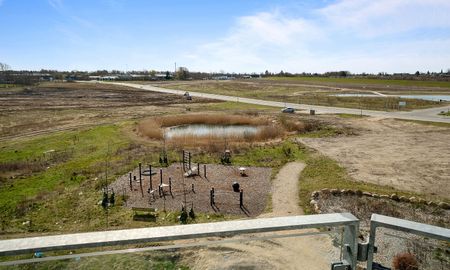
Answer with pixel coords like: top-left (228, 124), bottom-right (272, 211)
top-left (109, 163), bottom-right (272, 217)
top-left (0, 82), bottom-right (215, 141)
top-left (300, 117), bottom-right (450, 199)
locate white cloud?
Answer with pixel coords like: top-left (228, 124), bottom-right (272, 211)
top-left (184, 11), bottom-right (324, 72)
top-left (183, 1), bottom-right (450, 73)
top-left (48, 0), bottom-right (64, 10)
top-left (319, 0), bottom-right (450, 37)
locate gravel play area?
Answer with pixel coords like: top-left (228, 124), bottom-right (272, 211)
top-left (109, 163), bottom-right (272, 217)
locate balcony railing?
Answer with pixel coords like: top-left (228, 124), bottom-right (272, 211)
top-left (0, 213), bottom-right (448, 269)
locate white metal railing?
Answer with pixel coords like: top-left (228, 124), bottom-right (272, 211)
top-left (1, 213), bottom-right (449, 269)
top-left (366, 214), bottom-right (450, 270)
top-left (0, 213), bottom-right (359, 268)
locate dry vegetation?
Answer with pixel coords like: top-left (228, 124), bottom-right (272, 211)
top-left (0, 82), bottom-right (214, 141)
top-left (137, 114), bottom-right (308, 148)
top-left (154, 79), bottom-right (450, 111)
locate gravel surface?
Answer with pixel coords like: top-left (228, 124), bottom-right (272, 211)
top-left (110, 163), bottom-right (271, 217)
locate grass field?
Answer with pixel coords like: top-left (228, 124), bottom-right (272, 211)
top-left (156, 80), bottom-right (448, 111)
top-left (268, 76), bottom-right (450, 88)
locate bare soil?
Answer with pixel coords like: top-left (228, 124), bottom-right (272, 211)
top-left (299, 117), bottom-right (450, 199)
top-left (0, 82), bottom-right (215, 141)
top-left (109, 163), bottom-right (271, 217)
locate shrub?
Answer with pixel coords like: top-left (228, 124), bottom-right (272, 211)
top-left (392, 252), bottom-right (419, 270)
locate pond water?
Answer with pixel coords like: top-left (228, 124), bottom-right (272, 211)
top-left (332, 94), bottom-right (450, 101)
top-left (165, 124), bottom-right (260, 139)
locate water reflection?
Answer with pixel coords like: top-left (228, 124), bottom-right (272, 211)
top-left (165, 124), bottom-right (260, 139)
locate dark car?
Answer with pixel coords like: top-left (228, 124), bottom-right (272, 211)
top-left (281, 107), bottom-right (295, 113)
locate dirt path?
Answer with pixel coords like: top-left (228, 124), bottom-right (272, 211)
top-left (186, 162), bottom-right (338, 270)
top-left (270, 162), bottom-right (305, 216)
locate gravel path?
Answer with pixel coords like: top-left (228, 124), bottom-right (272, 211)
top-left (187, 162), bottom-right (339, 270)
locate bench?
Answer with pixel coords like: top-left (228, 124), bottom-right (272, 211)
top-left (132, 207), bottom-right (157, 218)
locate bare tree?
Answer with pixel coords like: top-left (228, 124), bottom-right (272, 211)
top-left (0, 62), bottom-right (11, 71)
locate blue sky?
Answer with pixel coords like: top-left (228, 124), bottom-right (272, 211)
top-left (1, 0), bottom-right (450, 73)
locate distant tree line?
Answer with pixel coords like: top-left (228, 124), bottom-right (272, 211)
top-left (1, 61), bottom-right (450, 85)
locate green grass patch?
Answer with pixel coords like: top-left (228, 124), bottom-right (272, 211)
top-left (1, 251), bottom-right (190, 270)
top-left (335, 113), bottom-right (368, 118)
top-left (0, 125), bottom-right (129, 212)
top-left (0, 84), bottom-right (17, 88)
top-left (438, 110), bottom-right (450, 116)
top-left (157, 81), bottom-right (445, 111)
top-left (194, 101), bottom-right (277, 111)
top-left (394, 118), bottom-right (450, 128)
top-left (298, 151), bottom-right (442, 214)
top-left (267, 76), bottom-right (450, 88)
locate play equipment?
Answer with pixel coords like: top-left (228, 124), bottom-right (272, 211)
top-left (220, 150), bottom-right (231, 164)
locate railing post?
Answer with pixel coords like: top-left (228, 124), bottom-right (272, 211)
top-left (366, 223), bottom-right (376, 270)
top-left (343, 222), bottom-right (359, 270)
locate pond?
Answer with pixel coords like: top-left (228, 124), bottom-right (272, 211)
top-left (332, 94), bottom-right (450, 101)
top-left (164, 124), bottom-right (261, 139)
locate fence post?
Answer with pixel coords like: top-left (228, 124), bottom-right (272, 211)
top-left (129, 173), bottom-right (132, 190)
top-left (148, 164), bottom-right (152, 191)
top-left (160, 169), bottom-right (163, 186)
top-left (204, 164), bottom-right (207, 178)
top-left (240, 189), bottom-right (243, 208)
top-left (182, 150), bottom-right (185, 171)
top-left (169, 177), bottom-right (172, 195)
top-left (189, 152), bottom-right (191, 170)
top-left (138, 163), bottom-right (142, 183)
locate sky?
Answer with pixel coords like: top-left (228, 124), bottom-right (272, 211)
top-left (1, 0), bottom-right (450, 73)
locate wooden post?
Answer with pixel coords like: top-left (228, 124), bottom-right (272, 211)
top-left (240, 189), bottom-right (243, 208)
top-left (169, 177), bottom-right (172, 195)
top-left (204, 164), bottom-right (207, 178)
top-left (210, 188), bottom-right (213, 206)
top-left (129, 173), bottom-right (132, 190)
top-left (149, 164), bottom-right (152, 191)
top-left (138, 163), bottom-right (142, 183)
top-left (189, 152), bottom-right (191, 170)
top-left (139, 175), bottom-right (143, 197)
top-left (182, 150), bottom-right (185, 171)
top-left (160, 169), bottom-right (163, 186)
top-left (197, 163), bottom-right (200, 175)
top-left (212, 187), bottom-right (215, 205)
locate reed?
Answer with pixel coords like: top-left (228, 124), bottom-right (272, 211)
top-left (138, 114), bottom-right (292, 148)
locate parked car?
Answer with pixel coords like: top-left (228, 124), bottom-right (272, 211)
top-left (281, 107), bottom-right (295, 113)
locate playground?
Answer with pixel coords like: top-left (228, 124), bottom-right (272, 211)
top-left (109, 158), bottom-right (272, 217)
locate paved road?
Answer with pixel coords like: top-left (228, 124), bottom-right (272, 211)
top-left (103, 82), bottom-right (450, 123)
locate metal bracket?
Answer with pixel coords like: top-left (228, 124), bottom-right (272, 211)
top-left (331, 261), bottom-right (351, 270)
top-left (357, 242), bottom-right (377, 261)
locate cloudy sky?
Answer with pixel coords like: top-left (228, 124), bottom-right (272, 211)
top-left (1, 0), bottom-right (449, 73)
